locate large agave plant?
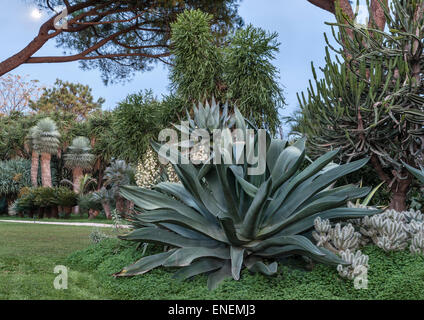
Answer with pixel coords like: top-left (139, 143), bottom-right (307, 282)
top-left (115, 103), bottom-right (379, 290)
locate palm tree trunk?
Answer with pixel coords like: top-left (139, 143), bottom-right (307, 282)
top-left (41, 153), bottom-right (52, 187)
top-left (72, 167), bottom-right (83, 215)
top-left (116, 196), bottom-right (125, 214)
top-left (31, 151), bottom-right (39, 187)
top-left (102, 200), bottom-right (112, 220)
top-left (72, 167), bottom-right (83, 193)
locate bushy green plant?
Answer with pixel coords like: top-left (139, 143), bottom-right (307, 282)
top-left (78, 193), bottom-right (103, 215)
top-left (13, 190), bottom-right (36, 215)
top-left (110, 91), bottom-right (166, 163)
top-left (170, 10), bottom-right (223, 103)
top-left (115, 102), bottom-right (378, 290)
top-left (32, 187), bottom-right (56, 208)
top-left (224, 24), bottom-right (285, 132)
top-left (0, 158), bottom-right (31, 198)
top-left (169, 10), bottom-right (285, 134)
top-left (54, 187), bottom-right (78, 208)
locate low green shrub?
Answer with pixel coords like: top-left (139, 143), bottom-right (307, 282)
top-left (78, 193), bottom-right (103, 215)
top-left (55, 187), bottom-right (78, 207)
top-left (13, 186), bottom-right (77, 217)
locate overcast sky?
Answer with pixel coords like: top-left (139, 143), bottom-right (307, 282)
top-left (0, 0), bottom-right (368, 132)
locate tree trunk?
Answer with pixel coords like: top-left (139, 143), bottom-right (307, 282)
top-left (41, 153), bottom-right (52, 187)
top-left (63, 206), bottom-right (72, 219)
top-left (102, 200), bottom-right (112, 220)
top-left (31, 151), bottom-right (39, 187)
top-left (389, 178), bottom-right (411, 212)
top-left (73, 167), bottom-right (83, 193)
top-left (115, 196), bottom-right (125, 214)
top-left (51, 206), bottom-right (59, 218)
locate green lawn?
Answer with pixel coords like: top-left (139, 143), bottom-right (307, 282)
top-left (0, 215), bottom-right (114, 224)
top-left (1, 221), bottom-right (424, 300)
top-left (0, 222), bottom-right (117, 300)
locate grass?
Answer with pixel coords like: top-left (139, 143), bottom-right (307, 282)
top-left (0, 222), bottom-right (117, 300)
top-left (2, 221), bottom-right (424, 300)
top-left (0, 214), bottom-right (114, 224)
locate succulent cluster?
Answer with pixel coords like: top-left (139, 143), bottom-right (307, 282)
top-left (356, 208), bottom-right (424, 254)
top-left (336, 249), bottom-right (369, 281)
top-left (313, 217), bottom-right (361, 253)
top-left (313, 217), bottom-right (367, 280)
top-left (315, 202), bottom-right (424, 278)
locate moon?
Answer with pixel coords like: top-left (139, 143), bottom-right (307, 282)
top-left (30, 8), bottom-right (43, 20)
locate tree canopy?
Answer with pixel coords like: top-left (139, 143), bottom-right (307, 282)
top-left (29, 79), bottom-right (104, 120)
top-left (0, 0), bottom-right (243, 84)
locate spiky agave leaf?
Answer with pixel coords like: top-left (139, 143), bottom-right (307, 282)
top-left (116, 101), bottom-right (380, 290)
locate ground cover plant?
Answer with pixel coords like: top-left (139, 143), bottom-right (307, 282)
top-left (65, 237), bottom-right (424, 300)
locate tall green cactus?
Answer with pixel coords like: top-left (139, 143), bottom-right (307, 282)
top-left (291, 0), bottom-right (424, 211)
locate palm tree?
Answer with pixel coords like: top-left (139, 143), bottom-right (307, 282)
top-left (25, 126), bottom-right (39, 187)
top-left (32, 118), bottom-right (61, 187)
top-left (63, 136), bottom-right (95, 193)
top-left (104, 159), bottom-right (135, 214)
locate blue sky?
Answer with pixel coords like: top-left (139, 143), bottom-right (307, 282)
top-left (0, 0), bottom-right (367, 132)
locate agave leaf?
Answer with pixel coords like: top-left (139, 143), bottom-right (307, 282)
top-left (118, 227), bottom-right (219, 248)
top-left (245, 261), bottom-right (278, 276)
top-left (279, 207), bottom-right (381, 236)
top-left (229, 165), bottom-right (258, 198)
top-left (154, 182), bottom-right (202, 211)
top-left (240, 178), bottom-right (272, 238)
top-left (173, 259), bottom-right (224, 280)
top-left (230, 247), bottom-right (245, 280)
top-left (361, 181), bottom-right (384, 206)
top-left (259, 195), bottom-right (350, 239)
top-left (159, 223), bottom-right (211, 240)
top-left (271, 137), bottom-right (306, 190)
top-left (266, 139), bottom-right (287, 173)
top-left (301, 186), bottom-right (372, 209)
top-left (207, 260), bottom-right (232, 290)
top-left (264, 149), bottom-right (340, 220)
top-left (138, 210), bottom-right (228, 242)
top-left (197, 162), bottom-right (213, 180)
top-left (120, 186), bottom-right (216, 223)
top-left (163, 247), bottom-right (230, 267)
top-left (114, 250), bottom-right (176, 277)
top-left (215, 164), bottom-right (241, 222)
top-left (154, 182), bottom-right (214, 223)
top-left (219, 217), bottom-right (250, 246)
top-left (248, 235), bottom-right (324, 256)
top-left (268, 157), bottom-right (370, 225)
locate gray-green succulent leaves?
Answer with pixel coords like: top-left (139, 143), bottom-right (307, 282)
top-left (115, 101), bottom-right (379, 290)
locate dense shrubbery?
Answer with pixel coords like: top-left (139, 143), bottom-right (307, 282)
top-left (13, 187), bottom-right (77, 218)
